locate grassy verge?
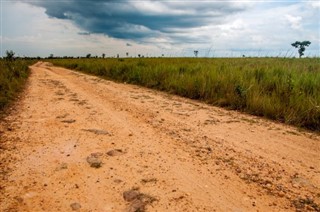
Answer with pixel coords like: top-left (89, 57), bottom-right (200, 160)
top-left (0, 59), bottom-right (34, 112)
top-left (50, 57), bottom-right (320, 131)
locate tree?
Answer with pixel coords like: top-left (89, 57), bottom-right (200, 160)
top-left (102, 53), bottom-right (105, 58)
top-left (126, 52), bottom-right (129, 57)
top-left (194, 50), bottom-right (199, 57)
top-left (86, 53), bottom-right (91, 58)
top-left (5, 50), bottom-right (15, 61)
top-left (291, 41), bottom-right (311, 58)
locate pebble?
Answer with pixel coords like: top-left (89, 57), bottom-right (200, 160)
top-left (123, 190), bottom-right (140, 202)
top-left (306, 205), bottom-right (314, 210)
top-left (278, 191), bottom-right (285, 198)
top-left (86, 154), bottom-right (103, 168)
top-left (114, 179), bottom-right (123, 184)
top-left (127, 199), bottom-right (145, 212)
top-left (107, 149), bottom-right (124, 156)
top-left (70, 202), bottom-right (81, 210)
top-left (82, 129), bottom-right (110, 135)
top-left (61, 119), bottom-right (76, 123)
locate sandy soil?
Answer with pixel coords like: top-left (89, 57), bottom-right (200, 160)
top-left (0, 62), bottom-right (319, 212)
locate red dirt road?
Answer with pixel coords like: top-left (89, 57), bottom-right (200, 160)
top-left (1, 62), bottom-right (319, 211)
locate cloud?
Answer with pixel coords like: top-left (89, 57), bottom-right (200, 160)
top-left (285, 14), bottom-right (302, 30)
top-left (3, 1), bottom-right (319, 57)
top-left (78, 32), bottom-right (91, 36)
top-left (307, 1), bottom-right (320, 8)
top-left (26, 0), bottom-right (250, 43)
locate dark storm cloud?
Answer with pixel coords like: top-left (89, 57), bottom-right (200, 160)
top-left (28, 0), bottom-right (249, 42)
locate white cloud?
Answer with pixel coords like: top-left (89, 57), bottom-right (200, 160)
top-left (285, 14), bottom-right (302, 30)
top-left (307, 1), bottom-right (320, 8)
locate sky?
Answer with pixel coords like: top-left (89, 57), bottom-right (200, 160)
top-left (1, 0), bottom-right (319, 58)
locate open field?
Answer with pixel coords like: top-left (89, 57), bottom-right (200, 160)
top-left (0, 59), bottom-right (33, 112)
top-left (1, 62), bottom-right (319, 211)
top-left (51, 57), bottom-right (320, 131)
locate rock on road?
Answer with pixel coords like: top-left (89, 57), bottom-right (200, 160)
top-left (0, 62), bottom-right (319, 211)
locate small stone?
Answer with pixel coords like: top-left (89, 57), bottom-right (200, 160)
top-left (310, 166), bottom-right (315, 170)
top-left (278, 191), bottom-right (285, 198)
top-left (114, 179), bottom-right (123, 184)
top-left (70, 202), bottom-right (81, 210)
top-left (123, 190), bottom-right (140, 202)
top-left (82, 129), bottom-right (110, 135)
top-left (56, 163), bottom-right (68, 171)
top-left (239, 174), bottom-right (247, 180)
top-left (86, 154), bottom-right (103, 168)
top-left (107, 149), bottom-right (125, 156)
top-left (292, 183), bottom-right (299, 188)
top-left (61, 119), bottom-right (76, 123)
top-left (14, 196), bottom-right (23, 203)
top-left (127, 199), bottom-right (145, 212)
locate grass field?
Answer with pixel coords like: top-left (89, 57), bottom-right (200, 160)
top-left (0, 59), bottom-right (33, 111)
top-left (50, 57), bottom-right (320, 131)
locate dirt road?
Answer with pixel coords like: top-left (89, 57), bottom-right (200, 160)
top-left (1, 62), bottom-right (319, 211)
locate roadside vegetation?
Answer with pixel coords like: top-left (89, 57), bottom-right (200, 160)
top-left (0, 51), bottom-right (33, 112)
top-left (50, 57), bottom-right (320, 131)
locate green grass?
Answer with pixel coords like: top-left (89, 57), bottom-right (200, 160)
top-left (50, 57), bottom-right (320, 131)
top-left (0, 59), bottom-right (33, 111)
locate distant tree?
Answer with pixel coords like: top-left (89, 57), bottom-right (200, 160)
top-left (126, 52), bottom-right (129, 57)
top-left (49, 54), bottom-right (54, 59)
top-left (86, 53), bottom-right (91, 58)
top-left (194, 50), bottom-right (199, 57)
top-left (138, 54), bottom-right (141, 58)
top-left (117, 54), bottom-right (119, 58)
top-left (291, 41), bottom-right (311, 58)
top-left (102, 53), bottom-right (105, 58)
top-left (5, 50), bottom-right (15, 61)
